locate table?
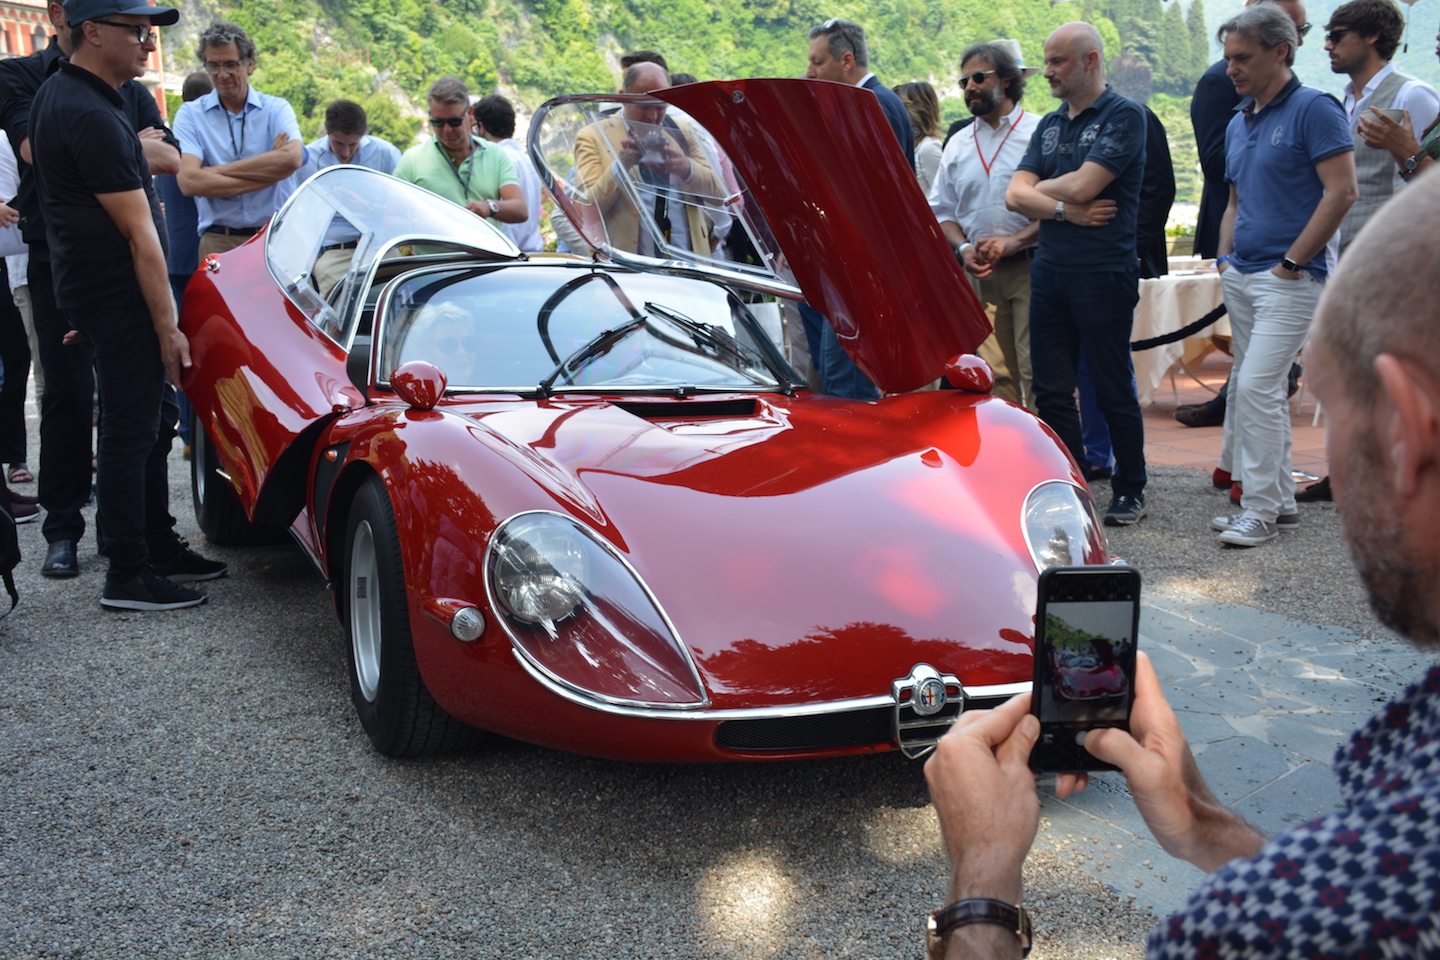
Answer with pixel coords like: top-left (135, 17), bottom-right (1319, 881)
top-left (1132, 256), bottom-right (1229, 405)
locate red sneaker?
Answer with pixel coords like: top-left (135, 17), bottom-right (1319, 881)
top-left (1212, 468), bottom-right (1232, 489)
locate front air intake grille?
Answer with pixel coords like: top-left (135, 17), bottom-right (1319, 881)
top-left (715, 707), bottom-right (892, 752)
top-left (613, 398), bottom-right (759, 420)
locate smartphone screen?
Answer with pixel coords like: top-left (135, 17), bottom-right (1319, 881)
top-left (1029, 566), bottom-right (1140, 773)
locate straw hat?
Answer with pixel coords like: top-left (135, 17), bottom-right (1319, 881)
top-left (991, 38), bottom-right (1041, 77)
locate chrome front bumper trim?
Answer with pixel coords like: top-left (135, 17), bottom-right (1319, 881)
top-left (514, 652), bottom-right (1029, 722)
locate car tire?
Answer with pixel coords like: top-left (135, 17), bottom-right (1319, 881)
top-left (191, 408), bottom-right (283, 546)
top-left (343, 475), bottom-right (480, 757)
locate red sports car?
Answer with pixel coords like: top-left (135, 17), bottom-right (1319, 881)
top-left (180, 79), bottom-right (1107, 761)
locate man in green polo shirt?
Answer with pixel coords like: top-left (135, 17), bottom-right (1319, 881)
top-left (393, 76), bottom-right (526, 231)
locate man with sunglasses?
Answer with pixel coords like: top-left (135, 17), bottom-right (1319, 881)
top-left (393, 76), bottom-right (526, 231)
top-left (0, 0), bottom-right (187, 581)
top-left (1327, 0), bottom-right (1439, 256)
top-left (30, 0), bottom-right (227, 609)
top-left (928, 40), bottom-right (1041, 413)
top-left (172, 20), bottom-right (302, 261)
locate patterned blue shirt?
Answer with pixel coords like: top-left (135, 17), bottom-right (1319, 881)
top-left (1150, 665), bottom-right (1440, 958)
top-left (172, 85), bottom-right (303, 234)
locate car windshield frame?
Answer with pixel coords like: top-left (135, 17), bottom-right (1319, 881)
top-left (266, 165), bottom-right (522, 350)
top-left (371, 261), bottom-right (797, 398)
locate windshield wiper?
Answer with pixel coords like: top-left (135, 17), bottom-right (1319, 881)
top-left (645, 301), bottom-right (797, 396)
top-left (536, 314), bottom-right (651, 397)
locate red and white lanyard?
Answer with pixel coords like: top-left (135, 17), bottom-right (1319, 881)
top-left (975, 109), bottom-right (1024, 176)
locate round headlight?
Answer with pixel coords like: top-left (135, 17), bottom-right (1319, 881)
top-left (490, 515), bottom-right (589, 629)
top-left (1023, 481), bottom-right (1106, 571)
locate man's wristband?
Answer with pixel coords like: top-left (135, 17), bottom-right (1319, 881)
top-left (926, 899), bottom-right (1033, 959)
top-left (1215, 254), bottom-right (1231, 267)
top-left (956, 241), bottom-right (975, 259)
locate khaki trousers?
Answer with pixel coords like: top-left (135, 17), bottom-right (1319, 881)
top-left (197, 230), bottom-right (254, 261)
top-left (969, 257), bottom-right (1034, 412)
top-left (313, 248), bottom-right (356, 299)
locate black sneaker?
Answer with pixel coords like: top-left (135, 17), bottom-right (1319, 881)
top-left (102, 569), bottom-right (207, 611)
top-left (152, 542), bottom-right (228, 583)
top-left (1104, 493), bottom-right (1147, 526)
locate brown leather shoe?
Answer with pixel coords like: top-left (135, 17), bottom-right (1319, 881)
top-left (1175, 403), bottom-right (1225, 428)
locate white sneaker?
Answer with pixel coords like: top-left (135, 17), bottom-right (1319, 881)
top-left (1211, 512), bottom-right (1299, 532)
top-left (1217, 516), bottom-right (1279, 547)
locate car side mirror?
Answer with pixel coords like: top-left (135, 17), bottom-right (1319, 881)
top-left (390, 360), bottom-right (447, 410)
top-left (943, 354), bottom-right (995, 393)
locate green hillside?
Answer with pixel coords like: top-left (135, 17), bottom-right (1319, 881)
top-left (171, 0), bottom-right (1437, 209)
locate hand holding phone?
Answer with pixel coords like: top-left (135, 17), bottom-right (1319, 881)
top-left (1029, 565), bottom-right (1141, 774)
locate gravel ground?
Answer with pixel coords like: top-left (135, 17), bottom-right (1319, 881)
top-left (0, 439), bottom-right (1387, 958)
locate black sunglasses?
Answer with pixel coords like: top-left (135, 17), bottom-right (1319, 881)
top-left (1325, 28), bottom-right (1349, 45)
top-left (429, 116), bottom-right (466, 128)
top-left (1298, 22), bottom-right (1313, 36)
top-left (962, 69), bottom-right (997, 87)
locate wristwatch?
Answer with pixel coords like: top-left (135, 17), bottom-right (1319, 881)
top-left (1281, 256), bottom-right (1300, 274)
top-left (485, 198), bottom-right (499, 217)
top-left (1053, 200), bottom-right (1065, 222)
top-left (926, 899), bottom-right (1033, 960)
top-left (1403, 151), bottom-right (1425, 176)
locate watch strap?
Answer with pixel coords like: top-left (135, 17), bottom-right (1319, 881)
top-left (1281, 256), bottom-right (1300, 273)
top-left (1404, 152), bottom-right (1423, 174)
top-left (1053, 200), bottom-right (1065, 222)
top-left (926, 898), bottom-right (1033, 959)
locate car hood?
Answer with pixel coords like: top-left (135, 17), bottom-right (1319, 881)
top-left (450, 392), bottom-right (1066, 706)
top-left (528, 80), bottom-right (991, 394)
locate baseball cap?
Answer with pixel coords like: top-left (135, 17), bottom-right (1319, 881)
top-left (64, 0), bottom-right (181, 27)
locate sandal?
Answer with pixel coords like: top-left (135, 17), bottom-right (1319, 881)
top-left (7, 463), bottom-right (33, 483)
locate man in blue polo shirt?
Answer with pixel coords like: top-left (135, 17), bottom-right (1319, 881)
top-left (173, 20), bottom-right (303, 260)
top-left (1211, 3), bottom-right (1356, 547)
top-left (1006, 21), bottom-right (1149, 526)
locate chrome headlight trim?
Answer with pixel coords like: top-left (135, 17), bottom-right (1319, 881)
top-left (483, 509), bottom-right (708, 711)
top-left (1020, 479), bottom-right (1107, 572)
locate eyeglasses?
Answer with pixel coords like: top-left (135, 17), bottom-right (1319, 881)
top-left (430, 116), bottom-right (466, 128)
top-left (1325, 28), bottom-right (1349, 45)
top-left (1298, 22), bottom-right (1313, 36)
top-left (92, 19), bottom-right (156, 45)
top-left (962, 69), bottom-right (997, 88)
top-left (435, 335), bottom-right (482, 354)
top-left (203, 59), bottom-right (250, 75)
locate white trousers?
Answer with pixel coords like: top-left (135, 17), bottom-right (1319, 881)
top-left (1218, 268), bottom-right (1322, 522)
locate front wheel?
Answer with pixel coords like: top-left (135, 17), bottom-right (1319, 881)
top-left (343, 475), bottom-right (480, 757)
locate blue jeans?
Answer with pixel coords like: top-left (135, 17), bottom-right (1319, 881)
top-left (1076, 352), bottom-right (1112, 470)
top-left (70, 293), bottom-right (180, 583)
top-left (1029, 264), bottom-right (1146, 498)
top-left (170, 273), bottom-right (192, 447)
top-left (800, 303), bottom-right (881, 400)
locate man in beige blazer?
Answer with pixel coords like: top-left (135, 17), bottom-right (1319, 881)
top-left (573, 61), bottom-right (724, 256)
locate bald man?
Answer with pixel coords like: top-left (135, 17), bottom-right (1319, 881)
top-left (571, 61), bottom-right (723, 257)
top-left (1007, 22), bottom-right (1150, 527)
top-left (923, 168), bottom-right (1440, 958)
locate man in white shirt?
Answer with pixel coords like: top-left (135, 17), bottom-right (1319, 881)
top-left (473, 95), bottom-right (545, 253)
top-left (928, 40), bottom-right (1042, 411)
top-left (1325, 0), bottom-right (1439, 254)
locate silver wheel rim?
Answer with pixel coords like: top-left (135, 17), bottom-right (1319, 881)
top-left (194, 428), bottom-right (209, 505)
top-left (350, 519), bottom-right (382, 703)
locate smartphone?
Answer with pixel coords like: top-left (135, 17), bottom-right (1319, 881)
top-left (1028, 565), bottom-right (1141, 773)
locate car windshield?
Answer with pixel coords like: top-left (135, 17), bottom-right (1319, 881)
top-left (266, 166), bottom-right (520, 343)
top-left (377, 265), bottom-right (791, 394)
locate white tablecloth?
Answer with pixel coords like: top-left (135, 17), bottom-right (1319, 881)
top-left (1132, 259), bottom-right (1229, 404)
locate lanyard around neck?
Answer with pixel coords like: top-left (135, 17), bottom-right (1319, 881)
top-left (440, 137), bottom-right (478, 199)
top-left (975, 108), bottom-right (1023, 176)
top-left (227, 108), bottom-right (246, 159)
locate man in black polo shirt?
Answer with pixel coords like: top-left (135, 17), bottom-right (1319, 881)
top-left (1006, 21), bottom-right (1149, 526)
top-left (30, 0), bottom-right (223, 609)
top-left (0, 0), bottom-right (212, 581)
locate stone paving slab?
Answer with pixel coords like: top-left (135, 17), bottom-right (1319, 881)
top-left (1032, 586), bottom-right (1427, 921)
